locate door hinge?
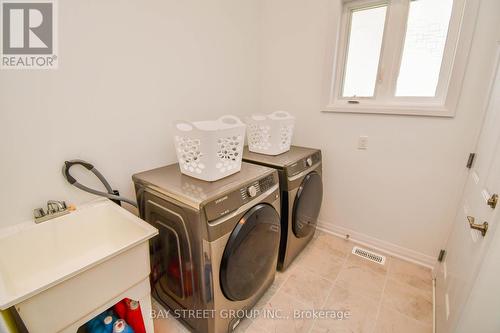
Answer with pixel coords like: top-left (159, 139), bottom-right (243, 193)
top-left (466, 153), bottom-right (476, 169)
top-left (438, 249), bottom-right (446, 262)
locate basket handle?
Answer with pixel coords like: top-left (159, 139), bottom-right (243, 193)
top-left (218, 115), bottom-right (245, 126)
top-left (249, 114), bottom-right (266, 121)
top-left (174, 121), bottom-right (194, 132)
top-left (269, 110), bottom-right (293, 119)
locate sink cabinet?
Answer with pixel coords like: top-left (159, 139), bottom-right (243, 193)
top-left (0, 199), bottom-right (158, 333)
top-left (16, 242), bottom-right (153, 333)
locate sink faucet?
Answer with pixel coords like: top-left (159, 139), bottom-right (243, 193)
top-left (34, 200), bottom-right (70, 223)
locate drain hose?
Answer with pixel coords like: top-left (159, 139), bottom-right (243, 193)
top-left (62, 159), bottom-right (137, 208)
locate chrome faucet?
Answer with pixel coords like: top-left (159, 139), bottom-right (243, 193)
top-left (34, 200), bottom-right (69, 223)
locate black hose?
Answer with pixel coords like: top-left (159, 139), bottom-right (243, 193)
top-left (62, 160), bottom-right (137, 208)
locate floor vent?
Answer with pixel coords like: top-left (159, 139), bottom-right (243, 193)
top-left (352, 246), bottom-right (386, 265)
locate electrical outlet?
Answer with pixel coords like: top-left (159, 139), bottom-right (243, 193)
top-left (358, 136), bottom-right (368, 150)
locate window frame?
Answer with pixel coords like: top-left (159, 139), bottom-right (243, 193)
top-left (323, 0), bottom-right (479, 117)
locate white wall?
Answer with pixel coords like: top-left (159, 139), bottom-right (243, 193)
top-left (1, 0), bottom-right (499, 265)
top-left (0, 0), bottom-right (261, 227)
top-left (258, 0), bottom-right (500, 262)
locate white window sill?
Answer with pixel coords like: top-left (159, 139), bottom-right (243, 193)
top-left (321, 103), bottom-right (454, 117)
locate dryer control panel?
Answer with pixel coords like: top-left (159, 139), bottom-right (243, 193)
top-left (286, 151), bottom-right (321, 177)
top-left (204, 172), bottom-right (278, 222)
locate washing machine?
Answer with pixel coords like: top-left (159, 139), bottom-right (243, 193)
top-left (243, 146), bottom-right (323, 271)
top-left (132, 162), bottom-right (281, 333)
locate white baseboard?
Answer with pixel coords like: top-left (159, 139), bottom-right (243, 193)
top-left (317, 219), bottom-right (436, 269)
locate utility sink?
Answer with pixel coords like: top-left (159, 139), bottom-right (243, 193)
top-left (0, 198), bottom-right (158, 332)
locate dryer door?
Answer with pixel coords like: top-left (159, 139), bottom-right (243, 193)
top-left (292, 171), bottom-right (323, 238)
top-left (220, 203), bottom-right (280, 301)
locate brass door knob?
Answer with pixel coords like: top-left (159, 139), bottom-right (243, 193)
top-left (467, 216), bottom-right (488, 237)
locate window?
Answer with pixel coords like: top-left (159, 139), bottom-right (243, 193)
top-left (396, 0), bottom-right (453, 96)
top-left (342, 5), bottom-right (387, 98)
top-left (325, 0), bottom-right (477, 116)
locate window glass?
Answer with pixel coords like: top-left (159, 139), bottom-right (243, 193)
top-left (396, 0), bottom-right (454, 97)
top-left (342, 5), bottom-right (387, 98)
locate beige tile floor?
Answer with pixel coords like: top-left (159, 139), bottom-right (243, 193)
top-left (152, 230), bottom-right (433, 333)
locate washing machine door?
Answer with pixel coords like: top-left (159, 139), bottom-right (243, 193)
top-left (220, 203), bottom-right (280, 301)
top-left (292, 171), bottom-right (323, 238)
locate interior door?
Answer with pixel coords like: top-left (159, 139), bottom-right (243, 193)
top-left (435, 50), bottom-right (500, 332)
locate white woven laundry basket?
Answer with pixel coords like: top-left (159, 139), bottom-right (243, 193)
top-left (245, 111), bottom-right (295, 155)
top-left (173, 115), bottom-right (246, 181)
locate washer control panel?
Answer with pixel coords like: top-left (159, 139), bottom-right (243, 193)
top-left (286, 151), bottom-right (321, 177)
top-left (247, 185), bottom-right (258, 198)
top-left (204, 172), bottom-right (278, 221)
top-left (239, 173), bottom-right (275, 202)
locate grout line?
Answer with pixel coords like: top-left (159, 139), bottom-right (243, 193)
top-left (242, 265), bottom-right (297, 333)
top-left (433, 278), bottom-right (436, 333)
top-left (306, 238), bottom-right (351, 333)
top-left (379, 284), bottom-right (434, 327)
top-left (387, 277), bottom-right (434, 300)
top-left (380, 300), bottom-right (434, 329)
top-left (271, 266), bottom-right (329, 309)
top-left (372, 262), bottom-right (390, 333)
top-left (275, 270), bottom-right (291, 294)
top-left (379, 275), bottom-right (434, 328)
top-left (247, 272), bottom-right (290, 333)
